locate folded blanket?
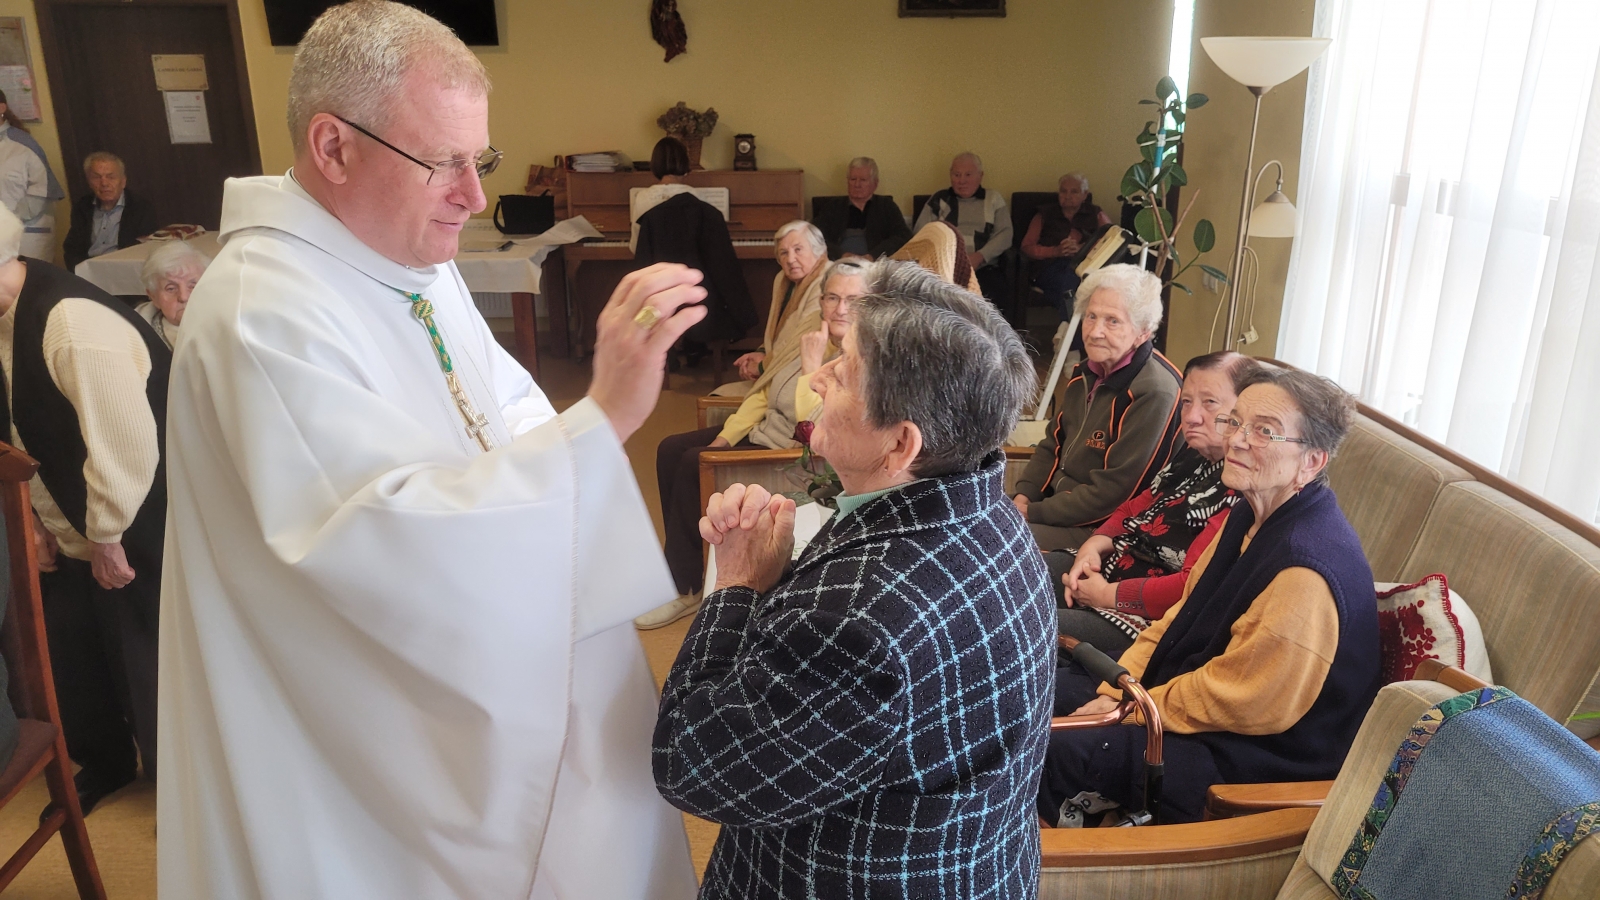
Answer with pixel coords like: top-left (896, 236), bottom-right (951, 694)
top-left (1333, 687), bottom-right (1600, 899)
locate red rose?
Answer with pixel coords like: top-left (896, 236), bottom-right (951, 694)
top-left (794, 421), bottom-right (815, 446)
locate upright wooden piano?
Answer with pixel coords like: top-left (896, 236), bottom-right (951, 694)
top-left (555, 169), bottom-right (803, 355)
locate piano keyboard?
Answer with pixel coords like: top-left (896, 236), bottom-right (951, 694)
top-left (584, 239), bottom-right (775, 247)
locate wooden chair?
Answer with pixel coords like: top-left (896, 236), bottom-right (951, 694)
top-left (0, 442), bottom-right (107, 898)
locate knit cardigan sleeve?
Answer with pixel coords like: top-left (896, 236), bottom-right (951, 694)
top-left (1103, 531), bottom-right (1341, 735)
top-left (42, 298), bottom-right (158, 544)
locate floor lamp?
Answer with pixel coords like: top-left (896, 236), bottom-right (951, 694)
top-left (1200, 36), bottom-right (1330, 349)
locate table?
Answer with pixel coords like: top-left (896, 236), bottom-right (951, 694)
top-left (72, 219), bottom-right (601, 379)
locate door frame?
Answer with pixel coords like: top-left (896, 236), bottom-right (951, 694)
top-left (32, 0), bottom-right (262, 201)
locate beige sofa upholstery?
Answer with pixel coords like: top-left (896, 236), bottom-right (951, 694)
top-left (1325, 416), bottom-right (1471, 581)
top-left (1393, 481), bottom-right (1600, 738)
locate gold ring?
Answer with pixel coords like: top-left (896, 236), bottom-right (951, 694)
top-left (633, 305), bottom-right (661, 330)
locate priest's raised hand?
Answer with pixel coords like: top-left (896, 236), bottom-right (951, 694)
top-left (588, 262), bottom-right (706, 441)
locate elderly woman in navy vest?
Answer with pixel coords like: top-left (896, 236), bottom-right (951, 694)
top-left (0, 204), bottom-right (169, 819)
top-left (1039, 366), bottom-right (1380, 827)
top-left (655, 261), bottom-right (1055, 899)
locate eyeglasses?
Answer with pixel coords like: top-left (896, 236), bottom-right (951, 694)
top-left (1214, 414), bottom-right (1312, 447)
top-left (335, 116), bottom-right (502, 185)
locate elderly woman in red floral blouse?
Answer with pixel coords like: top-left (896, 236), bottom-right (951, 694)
top-left (1049, 351), bottom-right (1251, 658)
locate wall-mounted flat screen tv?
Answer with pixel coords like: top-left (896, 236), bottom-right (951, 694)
top-left (264, 0), bottom-right (499, 46)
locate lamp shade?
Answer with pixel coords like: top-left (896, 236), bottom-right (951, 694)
top-left (1200, 36), bottom-right (1331, 90)
top-left (1247, 190), bottom-right (1298, 238)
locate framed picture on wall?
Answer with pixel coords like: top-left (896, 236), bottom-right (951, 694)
top-left (898, 0), bottom-right (1005, 17)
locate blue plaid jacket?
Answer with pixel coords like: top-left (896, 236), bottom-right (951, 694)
top-left (653, 453), bottom-right (1056, 899)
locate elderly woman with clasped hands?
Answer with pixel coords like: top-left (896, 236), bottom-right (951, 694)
top-left (652, 260), bottom-right (1055, 900)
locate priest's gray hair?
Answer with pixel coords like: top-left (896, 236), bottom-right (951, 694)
top-left (287, 0), bottom-right (491, 154)
top-left (1073, 263), bottom-right (1164, 336)
top-left (848, 157), bottom-right (880, 182)
top-left (774, 220), bottom-right (827, 260)
top-left (850, 260), bottom-right (1036, 478)
top-left (0, 204), bottom-right (20, 267)
top-left (141, 240), bottom-right (211, 294)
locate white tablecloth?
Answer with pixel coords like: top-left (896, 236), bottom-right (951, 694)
top-left (72, 217), bottom-right (602, 298)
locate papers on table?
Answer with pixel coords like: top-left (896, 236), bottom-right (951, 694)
top-left (568, 151), bottom-right (632, 172)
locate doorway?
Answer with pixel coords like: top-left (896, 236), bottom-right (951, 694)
top-left (35, 0), bottom-right (260, 231)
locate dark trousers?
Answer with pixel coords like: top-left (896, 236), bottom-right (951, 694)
top-left (1034, 258), bottom-right (1083, 320)
top-left (1056, 608), bottom-right (1136, 661)
top-left (1037, 721), bottom-right (1223, 826)
top-left (40, 554), bottom-right (158, 784)
top-left (656, 425), bottom-right (757, 595)
top-left (975, 264), bottom-right (1010, 322)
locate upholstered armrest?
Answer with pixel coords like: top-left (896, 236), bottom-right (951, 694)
top-left (1038, 806), bottom-right (1317, 868)
top-left (1205, 781), bottom-right (1335, 819)
top-left (697, 396), bottom-right (746, 430)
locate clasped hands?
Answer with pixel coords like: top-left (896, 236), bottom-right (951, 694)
top-left (699, 483), bottom-right (795, 594)
top-left (1062, 535), bottom-right (1116, 610)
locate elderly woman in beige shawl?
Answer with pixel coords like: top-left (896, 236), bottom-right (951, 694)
top-left (639, 245), bottom-right (868, 629)
top-left (892, 220), bottom-right (983, 293)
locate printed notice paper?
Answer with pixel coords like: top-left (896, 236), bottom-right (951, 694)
top-left (163, 91), bottom-right (212, 144)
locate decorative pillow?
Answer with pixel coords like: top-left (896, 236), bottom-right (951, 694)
top-left (1375, 574), bottom-right (1494, 684)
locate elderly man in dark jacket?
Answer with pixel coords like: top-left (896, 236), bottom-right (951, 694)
top-left (654, 261), bottom-right (1054, 900)
top-left (812, 157), bottom-right (912, 259)
top-left (1014, 263), bottom-right (1182, 555)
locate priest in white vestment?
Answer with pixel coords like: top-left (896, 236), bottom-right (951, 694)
top-left (158, 3), bottom-right (704, 897)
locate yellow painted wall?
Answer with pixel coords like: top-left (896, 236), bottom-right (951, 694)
top-left (0, 0), bottom-right (71, 263)
top-left (235, 0), bottom-right (1175, 229)
top-left (230, 0), bottom-right (1314, 358)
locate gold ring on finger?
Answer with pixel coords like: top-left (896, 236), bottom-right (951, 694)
top-left (633, 304), bottom-right (661, 330)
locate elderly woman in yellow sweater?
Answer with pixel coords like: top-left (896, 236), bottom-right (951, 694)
top-left (1037, 366), bottom-right (1380, 826)
top-left (638, 257), bottom-right (870, 629)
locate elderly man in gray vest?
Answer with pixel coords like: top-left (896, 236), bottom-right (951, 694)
top-left (0, 203), bottom-right (168, 819)
top-left (913, 151), bottom-right (1013, 309)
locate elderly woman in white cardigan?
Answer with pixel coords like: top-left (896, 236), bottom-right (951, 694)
top-left (135, 240), bottom-right (209, 348)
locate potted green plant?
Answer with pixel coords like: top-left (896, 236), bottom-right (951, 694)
top-left (1121, 77), bottom-right (1229, 295)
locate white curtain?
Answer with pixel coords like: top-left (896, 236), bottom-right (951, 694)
top-left (1280, 0), bottom-right (1600, 523)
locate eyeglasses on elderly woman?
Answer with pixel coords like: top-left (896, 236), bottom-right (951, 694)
top-left (1213, 414), bottom-right (1312, 446)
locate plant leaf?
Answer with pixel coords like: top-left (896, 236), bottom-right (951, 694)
top-left (1139, 98), bottom-right (1158, 105)
top-left (1169, 280), bottom-right (1194, 295)
top-left (1140, 141), bottom-right (1156, 163)
top-left (1121, 167), bottom-right (1145, 198)
top-left (1166, 162), bottom-right (1188, 187)
top-left (1193, 218), bottom-right (1216, 253)
top-left (1186, 93), bottom-right (1208, 109)
top-left (1134, 207), bottom-right (1162, 243)
top-left (1171, 110), bottom-right (1186, 127)
top-left (1199, 263), bottom-right (1230, 284)
top-left (1157, 75), bottom-right (1178, 100)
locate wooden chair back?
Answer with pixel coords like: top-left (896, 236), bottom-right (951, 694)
top-left (0, 441), bottom-right (106, 898)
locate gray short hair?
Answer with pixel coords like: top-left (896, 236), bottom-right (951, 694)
top-left (822, 258), bottom-right (872, 288)
top-left (288, 0), bottom-right (491, 154)
top-left (774, 220), bottom-right (827, 259)
top-left (848, 157), bottom-right (880, 182)
top-left (953, 151), bottom-right (984, 173)
top-left (0, 204), bottom-right (22, 266)
top-left (83, 151), bottom-right (124, 177)
top-left (141, 240), bottom-right (211, 294)
top-left (1235, 365), bottom-right (1357, 483)
top-left (1073, 263), bottom-right (1163, 336)
top-left (1060, 172), bottom-right (1089, 190)
top-left (851, 260), bottom-right (1036, 477)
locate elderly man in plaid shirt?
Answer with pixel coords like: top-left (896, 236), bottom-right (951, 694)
top-left (654, 261), bottom-right (1056, 899)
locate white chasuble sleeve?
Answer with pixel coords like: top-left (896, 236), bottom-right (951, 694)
top-left (159, 223), bottom-right (689, 900)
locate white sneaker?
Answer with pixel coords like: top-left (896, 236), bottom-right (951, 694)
top-left (633, 592), bottom-right (703, 630)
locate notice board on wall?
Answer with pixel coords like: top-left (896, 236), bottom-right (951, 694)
top-left (0, 18), bottom-right (41, 122)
